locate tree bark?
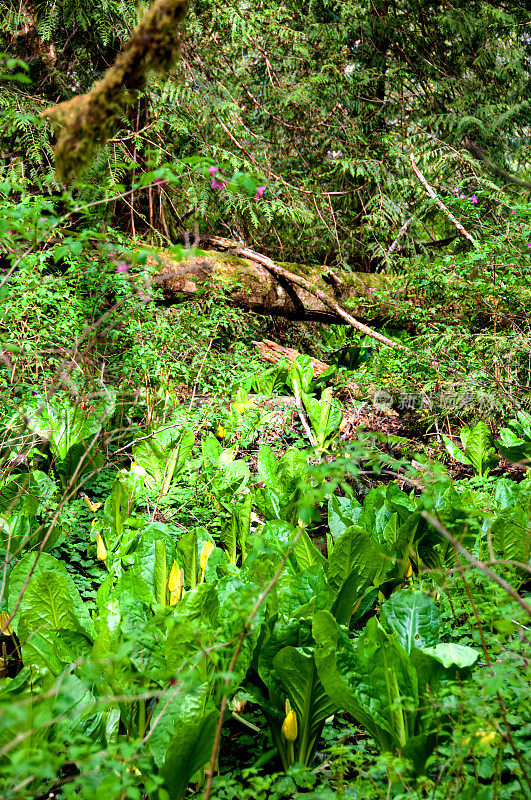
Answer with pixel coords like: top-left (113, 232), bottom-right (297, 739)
top-left (155, 247), bottom-right (396, 325)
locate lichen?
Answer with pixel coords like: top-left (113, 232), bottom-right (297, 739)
top-left (43, 0), bottom-right (187, 182)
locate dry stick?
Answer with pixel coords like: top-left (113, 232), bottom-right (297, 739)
top-left (203, 530), bottom-right (302, 800)
top-left (386, 215), bottom-right (415, 257)
top-left (188, 333), bottom-right (216, 412)
top-left (421, 511), bottom-right (531, 618)
top-left (409, 154), bottom-right (478, 248)
top-left (236, 247), bottom-right (409, 352)
top-left (292, 379), bottom-right (315, 446)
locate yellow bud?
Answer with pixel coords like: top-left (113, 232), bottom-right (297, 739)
top-left (216, 424), bottom-right (226, 440)
top-left (169, 590), bottom-right (180, 606)
top-left (405, 559), bottom-right (413, 580)
top-left (200, 540), bottom-right (215, 571)
top-left (168, 560), bottom-right (180, 592)
top-left (169, 565), bottom-right (184, 605)
top-left (96, 531), bottom-right (107, 561)
top-left (83, 495), bottom-right (103, 514)
top-left (0, 612), bottom-right (13, 636)
top-left (233, 401), bottom-right (252, 413)
top-left (282, 709), bottom-right (298, 743)
top-left (476, 728), bottom-right (498, 747)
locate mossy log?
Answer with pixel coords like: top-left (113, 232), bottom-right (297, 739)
top-left (155, 248), bottom-right (397, 324)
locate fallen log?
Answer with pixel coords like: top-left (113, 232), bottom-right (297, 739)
top-left (155, 247), bottom-right (397, 325)
top-left (252, 338), bottom-right (333, 377)
top-left (252, 338), bottom-right (370, 401)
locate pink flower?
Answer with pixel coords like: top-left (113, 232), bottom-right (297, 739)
top-left (527, 244), bottom-right (531, 249)
top-left (5, 230), bottom-right (14, 235)
top-left (459, 193), bottom-right (466, 199)
top-left (255, 185), bottom-right (266, 199)
top-left (211, 179), bottom-right (225, 190)
top-left (116, 262), bottom-right (129, 273)
top-left (208, 166), bottom-right (219, 176)
top-left (207, 283), bottom-right (213, 288)
top-left (511, 210), bottom-right (517, 215)
top-left (153, 177), bottom-right (166, 186)
top-left (470, 194), bottom-right (478, 203)
top-left (452, 188), bottom-right (459, 194)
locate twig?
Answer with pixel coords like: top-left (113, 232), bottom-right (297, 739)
top-left (421, 511), bottom-right (531, 617)
top-left (386, 215), bottom-right (415, 257)
top-left (188, 334), bottom-right (216, 411)
top-left (410, 154), bottom-right (478, 247)
top-left (292, 379), bottom-right (316, 446)
top-left (237, 248), bottom-right (409, 352)
top-left (463, 138), bottom-right (531, 191)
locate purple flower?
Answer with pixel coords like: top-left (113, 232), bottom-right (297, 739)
top-left (153, 177), bottom-right (166, 186)
top-left (116, 262), bottom-right (130, 273)
top-left (255, 185), bottom-right (266, 199)
top-left (470, 194), bottom-right (478, 203)
top-left (208, 166), bottom-right (219, 176)
top-left (211, 179), bottom-right (225, 190)
top-left (459, 193), bottom-right (466, 200)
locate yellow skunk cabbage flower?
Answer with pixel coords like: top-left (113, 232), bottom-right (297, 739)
top-left (282, 700), bottom-right (298, 742)
top-left (96, 531), bottom-right (107, 561)
top-left (83, 495), bottom-right (103, 514)
top-left (233, 400), bottom-right (253, 414)
top-left (199, 541), bottom-right (215, 581)
top-left (463, 726), bottom-right (498, 750)
top-left (0, 612), bottom-right (13, 636)
top-left (168, 561), bottom-right (184, 605)
top-left (405, 559), bottom-right (413, 581)
top-left (168, 560), bottom-right (180, 592)
top-left (216, 424), bottom-right (226, 441)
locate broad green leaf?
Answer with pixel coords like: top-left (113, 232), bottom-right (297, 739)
top-left (161, 709), bottom-right (218, 800)
top-left (133, 427), bottom-right (193, 494)
top-left (56, 441), bottom-right (103, 489)
top-left (442, 434), bottom-right (472, 467)
top-left (328, 494), bottom-right (362, 542)
top-left (420, 643), bottom-right (479, 669)
top-left (272, 646), bottom-right (336, 765)
top-left (176, 528), bottom-right (198, 589)
top-left (292, 527), bottom-right (326, 571)
top-left (313, 613), bottom-right (419, 754)
top-left (326, 525), bottom-right (388, 592)
top-left (154, 539), bottom-right (168, 606)
top-left (257, 445), bottom-right (279, 488)
top-left (277, 564), bottom-right (334, 619)
top-left (490, 513), bottom-right (531, 564)
top-left (20, 571), bottom-right (79, 631)
top-left (149, 683), bottom-right (213, 767)
top-left (8, 552), bottom-right (94, 638)
top-left (460, 422), bottom-right (498, 477)
top-left (381, 590), bottom-right (440, 653)
top-left (21, 395), bottom-right (113, 462)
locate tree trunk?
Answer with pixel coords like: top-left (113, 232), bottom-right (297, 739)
top-left (155, 248), bottom-right (396, 324)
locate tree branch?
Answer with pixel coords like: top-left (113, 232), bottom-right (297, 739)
top-left (463, 139), bottom-right (531, 191)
